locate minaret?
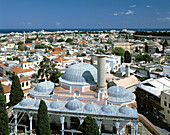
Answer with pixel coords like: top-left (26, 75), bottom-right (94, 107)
top-left (24, 31), bottom-right (26, 44)
top-left (97, 55), bottom-right (106, 92)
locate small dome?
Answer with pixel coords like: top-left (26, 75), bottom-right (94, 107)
top-left (34, 81), bottom-right (54, 93)
top-left (60, 63), bottom-right (97, 85)
top-left (119, 106), bottom-right (135, 114)
top-left (19, 98), bottom-right (34, 106)
top-left (84, 102), bottom-right (100, 113)
top-left (50, 100), bottom-right (64, 109)
top-left (101, 105), bottom-right (117, 114)
top-left (65, 99), bottom-right (83, 110)
top-left (34, 100), bottom-right (49, 107)
top-left (108, 85), bottom-right (129, 98)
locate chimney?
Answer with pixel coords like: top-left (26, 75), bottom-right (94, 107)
top-left (97, 55), bottom-right (106, 92)
top-left (125, 64), bottom-right (130, 77)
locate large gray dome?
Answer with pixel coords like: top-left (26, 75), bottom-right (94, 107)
top-left (34, 81), bottom-right (54, 93)
top-left (119, 106), bottom-right (135, 114)
top-left (60, 63), bottom-right (97, 85)
top-left (84, 102), bottom-right (100, 113)
top-left (65, 99), bottom-right (83, 110)
top-left (19, 99), bottom-right (34, 106)
top-left (50, 100), bottom-right (64, 109)
top-left (107, 85), bottom-right (136, 104)
top-left (101, 105), bottom-right (117, 114)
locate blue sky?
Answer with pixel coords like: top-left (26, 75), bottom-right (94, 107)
top-left (0, 0), bottom-right (170, 29)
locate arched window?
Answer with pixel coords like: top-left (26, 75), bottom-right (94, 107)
top-left (74, 90), bottom-right (80, 96)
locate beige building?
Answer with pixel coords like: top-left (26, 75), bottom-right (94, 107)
top-left (161, 90), bottom-right (170, 124)
top-left (114, 42), bottom-right (133, 51)
top-left (153, 56), bottom-right (165, 64)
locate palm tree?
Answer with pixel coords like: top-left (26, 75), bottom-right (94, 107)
top-left (38, 56), bottom-right (56, 81)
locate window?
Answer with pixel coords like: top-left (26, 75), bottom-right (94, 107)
top-left (168, 110), bottom-right (169, 114)
top-left (22, 82), bottom-right (24, 87)
top-left (169, 103), bottom-right (170, 108)
top-left (74, 90), bottom-right (80, 96)
top-left (26, 81), bottom-right (29, 86)
top-left (164, 101), bottom-right (167, 106)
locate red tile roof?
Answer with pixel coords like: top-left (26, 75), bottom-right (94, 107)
top-left (11, 67), bottom-right (35, 73)
top-left (20, 77), bottom-right (31, 82)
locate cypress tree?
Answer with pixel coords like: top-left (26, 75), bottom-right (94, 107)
top-left (145, 42), bottom-right (148, 53)
top-left (124, 51), bottom-right (131, 63)
top-left (9, 75), bottom-right (24, 106)
top-left (80, 115), bottom-right (99, 135)
top-left (0, 81), bottom-right (4, 95)
top-left (0, 82), bottom-right (9, 135)
top-left (36, 100), bottom-right (51, 135)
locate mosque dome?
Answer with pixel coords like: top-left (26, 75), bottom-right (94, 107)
top-left (19, 98), bottom-right (34, 106)
top-left (107, 85), bottom-right (136, 104)
top-left (65, 99), bottom-right (83, 110)
top-left (60, 63), bottom-right (97, 85)
top-left (101, 105), bottom-right (117, 114)
top-left (50, 100), bottom-right (64, 109)
top-left (34, 81), bottom-right (54, 93)
top-left (108, 85), bottom-right (129, 98)
top-left (119, 106), bottom-right (135, 114)
top-left (84, 102), bottom-right (100, 113)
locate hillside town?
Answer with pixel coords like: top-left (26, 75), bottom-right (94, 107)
top-left (0, 29), bottom-right (170, 135)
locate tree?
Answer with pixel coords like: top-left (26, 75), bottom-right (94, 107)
top-left (0, 93), bottom-right (9, 135)
top-left (9, 75), bottom-right (24, 106)
top-left (36, 100), bottom-right (51, 135)
top-left (0, 81), bottom-right (4, 96)
top-left (79, 115), bottom-right (99, 135)
top-left (124, 51), bottom-right (131, 63)
top-left (112, 47), bottom-right (125, 56)
top-left (145, 42), bottom-right (148, 53)
top-left (18, 44), bottom-right (25, 51)
top-left (38, 56), bottom-right (56, 81)
top-left (162, 39), bottom-right (169, 51)
top-left (50, 71), bottom-right (63, 83)
top-left (156, 47), bottom-right (159, 53)
top-left (66, 38), bottom-right (73, 43)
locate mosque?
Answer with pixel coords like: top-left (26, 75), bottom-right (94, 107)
top-left (12, 55), bottom-right (138, 135)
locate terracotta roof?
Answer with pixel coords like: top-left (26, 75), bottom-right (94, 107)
top-left (20, 77), bottom-right (31, 82)
top-left (21, 61), bottom-right (28, 63)
top-left (0, 62), bottom-right (5, 68)
top-left (23, 43), bottom-right (34, 46)
top-left (2, 84), bottom-right (11, 93)
top-left (53, 57), bottom-right (69, 62)
top-left (113, 75), bottom-right (140, 88)
top-left (7, 48), bottom-right (12, 50)
top-left (0, 78), bottom-right (7, 82)
top-left (11, 67), bottom-right (35, 73)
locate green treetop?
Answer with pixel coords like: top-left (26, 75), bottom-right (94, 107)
top-left (80, 115), bottom-right (99, 135)
top-left (36, 100), bottom-right (51, 135)
top-left (0, 82), bottom-right (9, 135)
top-left (124, 51), bottom-right (131, 63)
top-left (9, 75), bottom-right (24, 106)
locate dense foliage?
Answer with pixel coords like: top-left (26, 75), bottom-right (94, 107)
top-left (124, 51), bottom-right (131, 63)
top-left (36, 100), bottom-right (51, 135)
top-left (135, 53), bottom-right (150, 63)
top-left (80, 115), bottom-right (99, 135)
top-left (0, 82), bottom-right (9, 135)
top-left (112, 47), bottom-right (125, 56)
top-left (9, 75), bottom-right (24, 106)
top-left (135, 31), bottom-right (170, 36)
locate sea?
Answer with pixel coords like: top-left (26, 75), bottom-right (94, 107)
top-left (0, 28), bottom-right (170, 34)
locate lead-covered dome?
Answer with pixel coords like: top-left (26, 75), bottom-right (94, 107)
top-left (29, 81), bottom-right (54, 97)
top-left (84, 102), bottom-right (100, 113)
top-left (101, 105), bottom-right (117, 114)
top-left (119, 106), bottom-right (135, 114)
top-left (65, 99), bottom-right (83, 110)
top-left (50, 100), bottom-right (64, 109)
top-left (107, 85), bottom-right (136, 104)
top-left (34, 81), bottom-right (54, 93)
top-left (19, 98), bottom-right (34, 106)
top-left (59, 63), bottom-right (97, 85)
